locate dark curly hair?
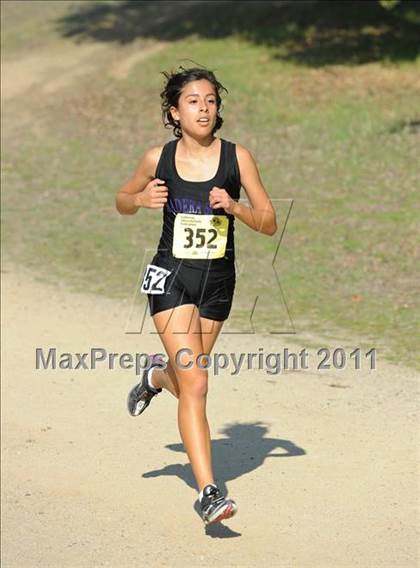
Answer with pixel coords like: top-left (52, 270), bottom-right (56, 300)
top-left (160, 64), bottom-right (228, 138)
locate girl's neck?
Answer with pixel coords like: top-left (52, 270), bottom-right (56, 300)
top-left (178, 134), bottom-right (218, 157)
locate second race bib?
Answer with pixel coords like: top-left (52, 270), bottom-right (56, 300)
top-left (140, 264), bottom-right (172, 295)
top-left (172, 214), bottom-right (229, 260)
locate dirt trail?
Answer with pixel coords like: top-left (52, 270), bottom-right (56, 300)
top-left (1, 43), bottom-right (107, 99)
top-left (1, 263), bottom-right (418, 567)
top-left (1, 39), bottom-right (167, 100)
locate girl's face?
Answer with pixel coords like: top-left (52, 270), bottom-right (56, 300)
top-left (171, 79), bottom-right (218, 136)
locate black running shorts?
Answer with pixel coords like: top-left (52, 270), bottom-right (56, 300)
top-left (144, 252), bottom-right (236, 322)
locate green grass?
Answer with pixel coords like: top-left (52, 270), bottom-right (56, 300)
top-left (2, 1), bottom-right (419, 369)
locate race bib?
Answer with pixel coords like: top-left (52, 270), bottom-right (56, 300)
top-left (173, 214), bottom-right (228, 259)
top-left (140, 264), bottom-right (172, 295)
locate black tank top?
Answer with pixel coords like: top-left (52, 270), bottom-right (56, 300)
top-left (154, 137), bottom-right (241, 273)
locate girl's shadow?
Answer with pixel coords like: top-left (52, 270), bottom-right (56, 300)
top-left (143, 421), bottom-right (305, 537)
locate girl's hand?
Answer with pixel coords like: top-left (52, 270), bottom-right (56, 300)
top-left (209, 186), bottom-right (237, 215)
top-left (135, 178), bottom-right (168, 208)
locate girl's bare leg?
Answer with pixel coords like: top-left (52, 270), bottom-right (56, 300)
top-left (152, 312), bottom-right (224, 398)
top-left (151, 304), bottom-right (224, 492)
top-left (151, 359), bottom-right (180, 398)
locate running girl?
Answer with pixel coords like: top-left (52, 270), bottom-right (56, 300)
top-left (116, 65), bottom-right (277, 526)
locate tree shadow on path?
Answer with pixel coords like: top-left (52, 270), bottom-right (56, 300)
top-left (55, 0), bottom-right (420, 66)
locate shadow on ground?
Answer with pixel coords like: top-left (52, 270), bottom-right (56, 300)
top-left (55, 0), bottom-right (420, 66)
top-left (142, 420), bottom-right (305, 535)
top-left (142, 421), bottom-right (305, 534)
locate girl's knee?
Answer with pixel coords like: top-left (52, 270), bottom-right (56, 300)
top-left (177, 369), bottom-right (209, 399)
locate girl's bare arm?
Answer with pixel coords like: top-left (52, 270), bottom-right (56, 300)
top-left (233, 144), bottom-right (277, 236)
top-left (209, 145), bottom-right (277, 235)
top-left (115, 146), bottom-right (167, 215)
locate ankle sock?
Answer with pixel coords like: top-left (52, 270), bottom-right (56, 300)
top-left (198, 483), bottom-right (217, 503)
top-left (146, 367), bottom-right (158, 390)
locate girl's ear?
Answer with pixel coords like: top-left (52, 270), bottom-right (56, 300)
top-left (169, 106), bottom-right (179, 122)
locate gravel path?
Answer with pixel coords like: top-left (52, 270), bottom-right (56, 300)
top-left (1, 263), bottom-right (418, 567)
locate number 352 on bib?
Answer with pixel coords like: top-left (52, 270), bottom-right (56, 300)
top-left (173, 214), bottom-right (229, 260)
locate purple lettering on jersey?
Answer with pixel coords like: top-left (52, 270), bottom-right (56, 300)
top-left (167, 197), bottom-right (213, 214)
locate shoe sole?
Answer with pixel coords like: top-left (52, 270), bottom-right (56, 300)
top-left (127, 355), bottom-right (163, 416)
top-left (205, 501), bottom-right (237, 525)
top-left (127, 377), bottom-right (154, 416)
top-left (127, 392), bottom-right (151, 416)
